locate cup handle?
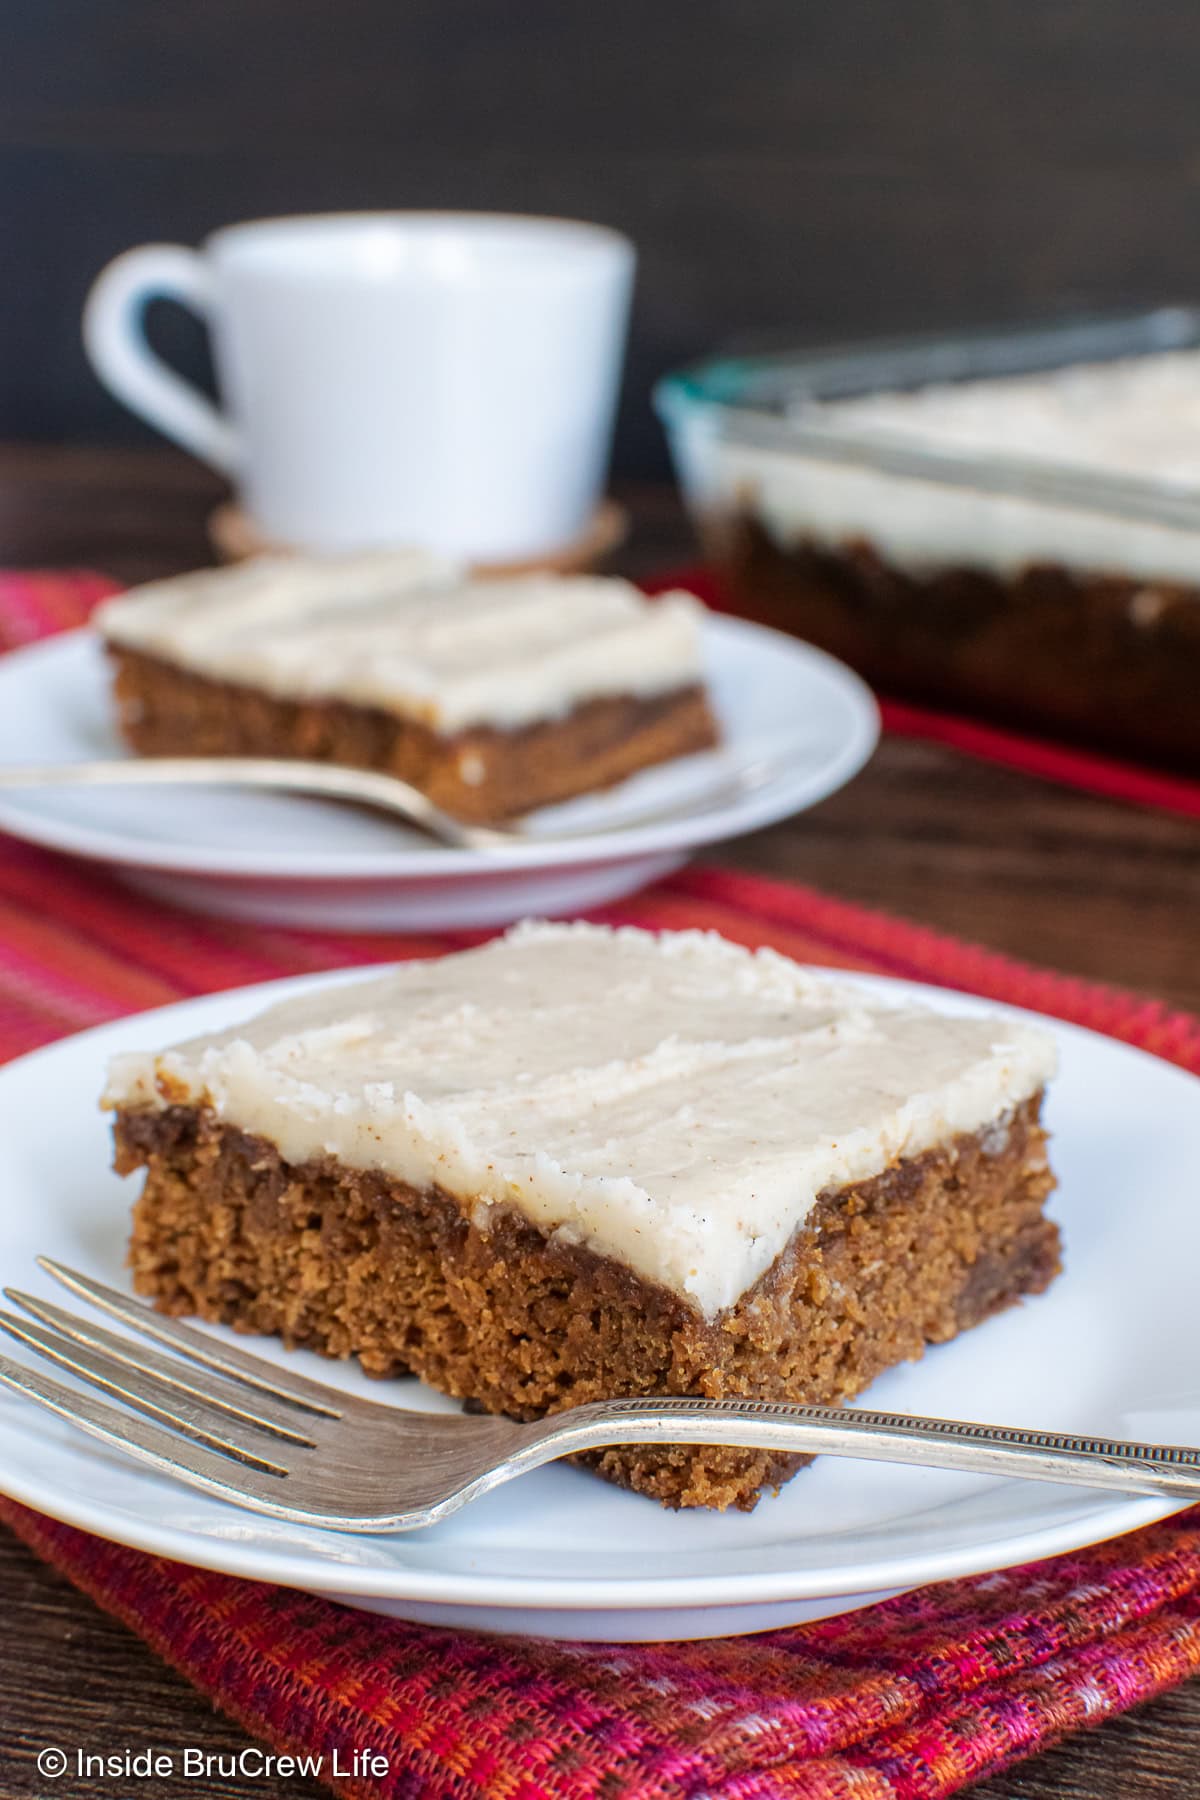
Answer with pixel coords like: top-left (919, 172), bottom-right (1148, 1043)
top-left (82, 244), bottom-right (242, 476)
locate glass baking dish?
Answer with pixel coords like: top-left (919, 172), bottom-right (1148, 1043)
top-left (655, 308), bottom-right (1200, 770)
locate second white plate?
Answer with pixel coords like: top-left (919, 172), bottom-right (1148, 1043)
top-left (0, 617), bottom-right (878, 929)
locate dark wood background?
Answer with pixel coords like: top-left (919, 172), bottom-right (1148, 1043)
top-left (8, 0), bottom-right (1200, 475)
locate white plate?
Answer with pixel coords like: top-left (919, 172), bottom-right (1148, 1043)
top-left (0, 619), bottom-right (878, 930)
top-left (0, 967), bottom-right (1196, 1642)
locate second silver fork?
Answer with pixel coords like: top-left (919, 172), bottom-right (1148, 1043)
top-left (0, 751), bottom-right (788, 851)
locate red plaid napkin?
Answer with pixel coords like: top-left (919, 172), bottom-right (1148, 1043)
top-left (1, 571), bottom-right (1199, 1798)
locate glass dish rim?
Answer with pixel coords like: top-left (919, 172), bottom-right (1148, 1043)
top-left (654, 305), bottom-right (1200, 532)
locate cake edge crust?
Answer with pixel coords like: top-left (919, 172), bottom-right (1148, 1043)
top-left (706, 512), bottom-right (1200, 770)
top-left (115, 1091), bottom-right (1060, 1511)
top-left (105, 645), bottom-right (720, 823)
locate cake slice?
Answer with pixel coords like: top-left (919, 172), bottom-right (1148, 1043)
top-left (95, 554), bottom-right (718, 823)
top-left (104, 923), bottom-right (1061, 1511)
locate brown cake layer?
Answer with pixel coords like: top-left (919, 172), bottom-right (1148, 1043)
top-left (116, 1092), bottom-right (1059, 1512)
top-left (107, 647), bottom-right (719, 824)
top-left (709, 514), bottom-right (1200, 771)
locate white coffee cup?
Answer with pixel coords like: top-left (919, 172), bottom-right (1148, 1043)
top-left (83, 211), bottom-right (636, 560)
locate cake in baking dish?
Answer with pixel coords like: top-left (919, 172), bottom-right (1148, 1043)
top-left (707, 350), bottom-right (1200, 769)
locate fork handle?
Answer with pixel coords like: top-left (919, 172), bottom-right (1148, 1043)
top-left (528, 1397), bottom-right (1200, 1499)
top-left (0, 757), bottom-right (753, 845)
top-left (0, 758), bottom-right (503, 847)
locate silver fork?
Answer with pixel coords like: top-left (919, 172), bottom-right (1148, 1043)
top-left (0, 751), bottom-right (786, 852)
top-left (2, 1258), bottom-right (1200, 1532)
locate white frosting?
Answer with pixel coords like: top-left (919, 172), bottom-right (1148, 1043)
top-left (716, 351), bottom-right (1200, 584)
top-left (810, 353), bottom-right (1200, 480)
top-left (96, 554), bottom-right (707, 733)
top-left (104, 923), bottom-right (1057, 1319)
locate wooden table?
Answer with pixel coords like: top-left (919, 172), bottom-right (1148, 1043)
top-left (1, 446), bottom-right (1197, 1799)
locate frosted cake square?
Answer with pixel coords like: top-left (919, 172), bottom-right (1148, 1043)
top-left (96, 554), bottom-right (718, 823)
top-left (105, 923), bottom-right (1060, 1510)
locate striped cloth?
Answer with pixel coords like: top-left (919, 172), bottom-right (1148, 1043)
top-left (1, 572), bottom-right (1200, 1798)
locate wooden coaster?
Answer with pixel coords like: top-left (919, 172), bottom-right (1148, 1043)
top-left (207, 499), bottom-right (630, 576)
